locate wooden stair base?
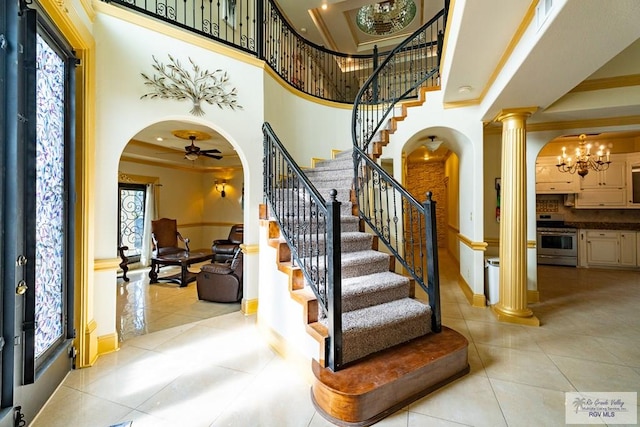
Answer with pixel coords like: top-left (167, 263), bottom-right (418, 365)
top-left (311, 327), bottom-right (469, 426)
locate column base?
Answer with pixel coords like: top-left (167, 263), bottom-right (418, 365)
top-left (491, 305), bottom-right (540, 327)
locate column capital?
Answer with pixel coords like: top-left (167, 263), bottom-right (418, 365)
top-left (493, 107), bottom-right (539, 123)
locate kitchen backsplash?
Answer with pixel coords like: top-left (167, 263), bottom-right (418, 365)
top-left (536, 194), bottom-right (639, 223)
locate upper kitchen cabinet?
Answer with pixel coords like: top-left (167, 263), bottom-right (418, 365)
top-left (578, 154), bottom-right (626, 190)
top-left (535, 156), bottom-right (577, 194)
top-left (575, 154), bottom-right (627, 208)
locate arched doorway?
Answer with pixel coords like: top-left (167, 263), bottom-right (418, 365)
top-left (116, 120), bottom-right (245, 341)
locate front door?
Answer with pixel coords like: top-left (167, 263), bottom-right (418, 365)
top-left (0, 2), bottom-right (76, 424)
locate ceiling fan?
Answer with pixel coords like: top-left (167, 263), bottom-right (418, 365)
top-left (172, 130), bottom-right (222, 161)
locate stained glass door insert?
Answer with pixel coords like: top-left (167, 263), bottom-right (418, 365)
top-left (33, 32), bottom-right (66, 359)
top-left (118, 184), bottom-right (146, 262)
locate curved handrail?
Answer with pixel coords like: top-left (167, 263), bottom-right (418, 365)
top-left (351, 9), bottom-right (445, 332)
top-left (263, 122), bottom-right (344, 369)
top-left (352, 9), bottom-right (444, 153)
top-left (102, 0), bottom-right (392, 104)
top-left (262, 0), bottom-right (385, 103)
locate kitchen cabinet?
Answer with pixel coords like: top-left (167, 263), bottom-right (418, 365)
top-left (586, 231), bottom-right (619, 266)
top-left (582, 230), bottom-right (639, 268)
top-left (535, 157), bottom-right (577, 194)
top-left (579, 155), bottom-right (626, 189)
top-left (574, 189), bottom-right (627, 208)
top-left (620, 232), bottom-right (637, 267)
top-left (575, 155), bottom-right (626, 208)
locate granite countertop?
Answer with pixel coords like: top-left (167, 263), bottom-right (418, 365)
top-left (566, 222), bottom-right (640, 231)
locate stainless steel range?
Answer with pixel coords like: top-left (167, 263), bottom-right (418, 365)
top-left (536, 213), bottom-right (577, 266)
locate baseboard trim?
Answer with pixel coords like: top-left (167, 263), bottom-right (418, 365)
top-left (242, 298), bottom-right (258, 315)
top-left (83, 319), bottom-right (99, 367)
top-left (527, 289), bottom-right (540, 303)
top-left (457, 274), bottom-right (487, 307)
top-left (97, 332), bottom-right (120, 356)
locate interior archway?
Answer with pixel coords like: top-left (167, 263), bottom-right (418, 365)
top-left (116, 119), bottom-right (245, 341)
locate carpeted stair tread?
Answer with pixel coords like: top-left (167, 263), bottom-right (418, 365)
top-left (341, 271), bottom-right (410, 312)
top-left (300, 249), bottom-right (390, 280)
top-left (271, 190), bottom-right (352, 214)
top-left (295, 232), bottom-right (373, 257)
top-left (343, 298), bottom-right (430, 330)
top-left (340, 250), bottom-right (391, 278)
top-left (312, 156), bottom-right (353, 171)
top-left (279, 215), bottom-right (360, 233)
top-left (323, 298), bottom-right (432, 364)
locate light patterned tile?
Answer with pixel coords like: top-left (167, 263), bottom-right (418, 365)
top-left (408, 412), bottom-right (472, 426)
top-left (476, 344), bottom-right (575, 391)
top-left (31, 386), bottom-right (133, 427)
top-left (550, 354), bottom-right (640, 392)
top-left (466, 320), bottom-right (544, 352)
top-left (83, 349), bottom-right (186, 408)
top-left (490, 378), bottom-right (569, 427)
top-left (135, 362), bottom-right (254, 425)
top-left (409, 374), bottom-right (507, 427)
top-left (212, 356), bottom-right (316, 427)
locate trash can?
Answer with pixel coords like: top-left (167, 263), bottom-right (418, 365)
top-left (484, 257), bottom-right (500, 305)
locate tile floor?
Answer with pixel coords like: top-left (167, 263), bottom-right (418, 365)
top-left (33, 255), bottom-right (640, 427)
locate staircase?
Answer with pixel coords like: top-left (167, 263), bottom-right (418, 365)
top-left (261, 147), bottom-right (470, 426)
top-left (259, 6), bottom-right (469, 425)
top-left (303, 151), bottom-right (433, 365)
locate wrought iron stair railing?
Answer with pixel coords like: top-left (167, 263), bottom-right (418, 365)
top-left (101, 0), bottom-right (393, 104)
top-left (263, 122), bottom-right (344, 371)
top-left (352, 11), bottom-right (445, 333)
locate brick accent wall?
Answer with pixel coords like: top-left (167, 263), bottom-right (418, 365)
top-left (405, 161), bottom-right (448, 249)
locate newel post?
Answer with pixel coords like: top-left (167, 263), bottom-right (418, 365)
top-left (424, 192), bottom-right (441, 332)
top-left (326, 189), bottom-right (342, 370)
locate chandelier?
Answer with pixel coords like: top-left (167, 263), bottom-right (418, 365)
top-left (556, 134), bottom-right (611, 177)
top-left (356, 0), bottom-right (417, 36)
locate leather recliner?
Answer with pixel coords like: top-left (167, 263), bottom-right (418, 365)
top-left (197, 249), bottom-right (243, 303)
top-left (212, 224), bottom-right (243, 262)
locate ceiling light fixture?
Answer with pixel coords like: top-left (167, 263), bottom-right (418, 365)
top-left (184, 152), bottom-right (199, 161)
top-left (321, 3), bottom-right (327, 11)
top-left (356, 0), bottom-right (416, 36)
top-left (458, 85), bottom-right (472, 93)
top-left (556, 134), bottom-right (611, 177)
top-left (423, 135), bottom-right (443, 152)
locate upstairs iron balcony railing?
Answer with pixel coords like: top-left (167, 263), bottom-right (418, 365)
top-left (352, 11), bottom-right (445, 333)
top-left (102, 0), bottom-right (427, 103)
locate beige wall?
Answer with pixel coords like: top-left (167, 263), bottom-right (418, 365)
top-left (118, 160), bottom-right (244, 250)
top-left (444, 153), bottom-right (460, 261)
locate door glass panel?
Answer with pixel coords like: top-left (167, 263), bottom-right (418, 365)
top-left (118, 185), bottom-right (146, 261)
top-left (34, 32), bottom-right (66, 358)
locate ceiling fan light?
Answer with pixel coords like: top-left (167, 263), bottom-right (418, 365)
top-left (185, 152), bottom-right (199, 161)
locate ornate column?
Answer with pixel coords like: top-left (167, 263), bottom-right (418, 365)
top-left (492, 108), bottom-right (539, 326)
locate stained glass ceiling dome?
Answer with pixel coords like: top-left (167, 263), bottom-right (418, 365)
top-left (356, 0), bottom-right (417, 36)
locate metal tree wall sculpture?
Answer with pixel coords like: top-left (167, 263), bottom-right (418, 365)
top-left (141, 55), bottom-right (242, 116)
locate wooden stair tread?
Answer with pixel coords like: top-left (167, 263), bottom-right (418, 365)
top-left (311, 327), bottom-right (469, 426)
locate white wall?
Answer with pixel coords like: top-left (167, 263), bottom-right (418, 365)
top-left (382, 90), bottom-right (487, 297)
top-left (117, 160), bottom-right (244, 250)
top-left (93, 11), bottom-right (264, 337)
top-left (263, 74), bottom-right (353, 165)
top-left (91, 7), bottom-right (361, 340)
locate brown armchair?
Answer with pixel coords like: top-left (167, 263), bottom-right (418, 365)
top-left (151, 218), bottom-right (190, 256)
top-left (197, 249), bottom-right (243, 303)
top-left (212, 224), bottom-right (243, 262)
